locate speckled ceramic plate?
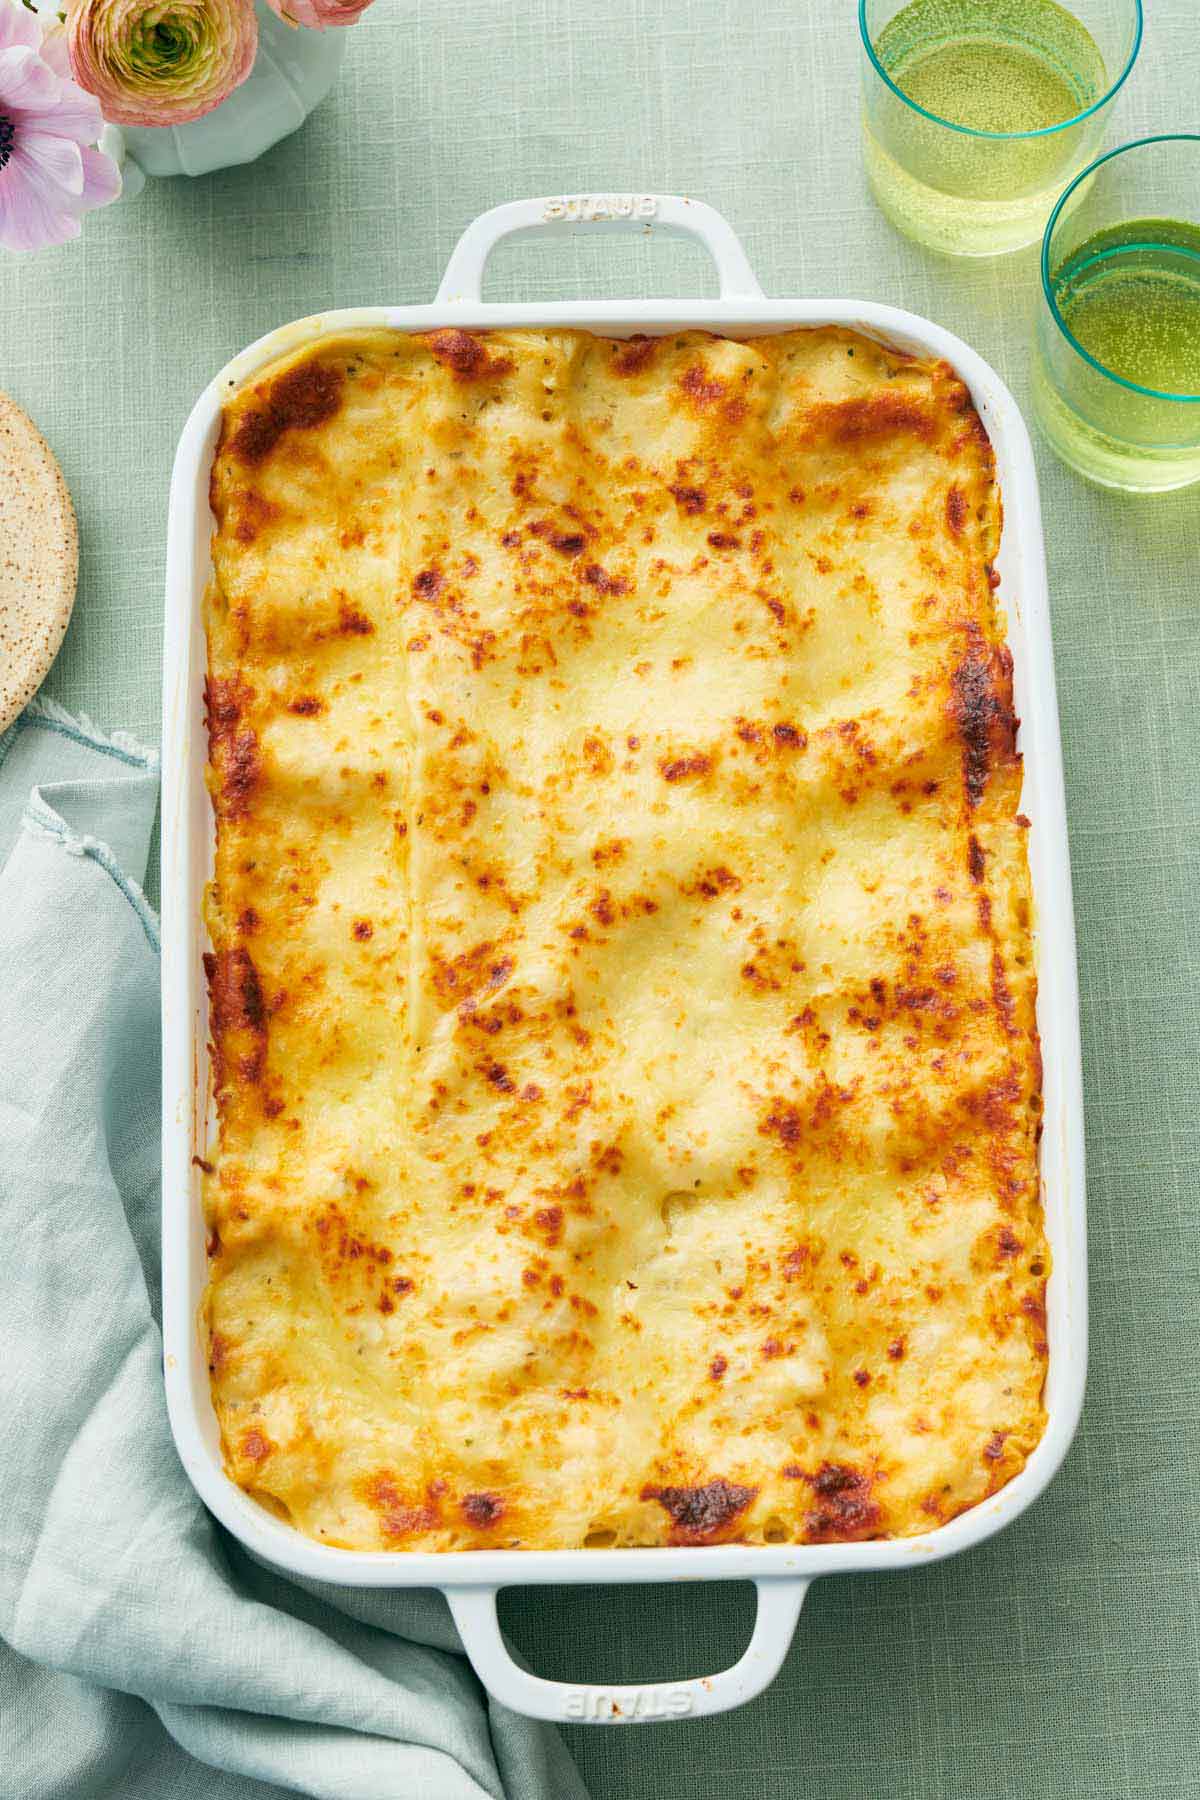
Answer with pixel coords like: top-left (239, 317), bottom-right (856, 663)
top-left (0, 392), bottom-right (78, 735)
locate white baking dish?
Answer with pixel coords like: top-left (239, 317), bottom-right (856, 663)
top-left (162, 194), bottom-right (1086, 1726)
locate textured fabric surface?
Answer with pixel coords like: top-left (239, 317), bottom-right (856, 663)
top-left (0, 0), bottom-right (1198, 1795)
top-left (0, 702), bottom-right (588, 1800)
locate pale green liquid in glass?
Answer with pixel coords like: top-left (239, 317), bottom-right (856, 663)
top-left (864, 0), bottom-right (1108, 254)
top-left (876, 0), bottom-right (1104, 132)
top-left (1054, 220), bottom-right (1200, 395)
top-left (1033, 217), bottom-right (1200, 490)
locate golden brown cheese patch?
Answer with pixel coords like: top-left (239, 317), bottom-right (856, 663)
top-left (202, 325), bottom-right (1046, 1552)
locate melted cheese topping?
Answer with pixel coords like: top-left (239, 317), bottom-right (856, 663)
top-left (203, 325), bottom-right (1047, 1552)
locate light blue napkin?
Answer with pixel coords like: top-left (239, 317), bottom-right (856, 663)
top-left (0, 699), bottom-right (588, 1800)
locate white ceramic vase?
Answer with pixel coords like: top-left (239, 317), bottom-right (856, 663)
top-left (105, 0), bottom-right (346, 192)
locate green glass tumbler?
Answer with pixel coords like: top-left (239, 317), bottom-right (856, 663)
top-left (1033, 135), bottom-right (1200, 491)
top-left (859, 0), bottom-right (1142, 256)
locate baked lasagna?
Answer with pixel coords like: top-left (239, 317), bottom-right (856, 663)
top-left (202, 324), bottom-right (1047, 1552)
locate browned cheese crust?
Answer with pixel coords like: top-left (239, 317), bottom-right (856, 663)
top-left (202, 326), bottom-right (1047, 1551)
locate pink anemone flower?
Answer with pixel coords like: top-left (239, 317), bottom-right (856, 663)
top-left (0, 3), bottom-right (119, 252)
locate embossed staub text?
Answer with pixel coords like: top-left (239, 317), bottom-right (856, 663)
top-left (543, 195), bottom-right (659, 223)
top-left (562, 1685), bottom-right (694, 1721)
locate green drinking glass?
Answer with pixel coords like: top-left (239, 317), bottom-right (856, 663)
top-left (1033, 135), bottom-right (1200, 492)
top-left (859, 0), bottom-right (1142, 257)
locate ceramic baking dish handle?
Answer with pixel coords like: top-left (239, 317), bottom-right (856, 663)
top-left (434, 194), bottom-right (765, 304)
top-left (446, 1576), bottom-right (808, 1723)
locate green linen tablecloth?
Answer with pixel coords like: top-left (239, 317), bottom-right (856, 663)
top-left (3, 1), bottom-right (1199, 1794)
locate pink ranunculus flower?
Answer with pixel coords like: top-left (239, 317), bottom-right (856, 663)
top-left (67, 0), bottom-right (257, 128)
top-left (264, 0), bottom-right (373, 29)
top-left (0, 2), bottom-right (120, 252)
